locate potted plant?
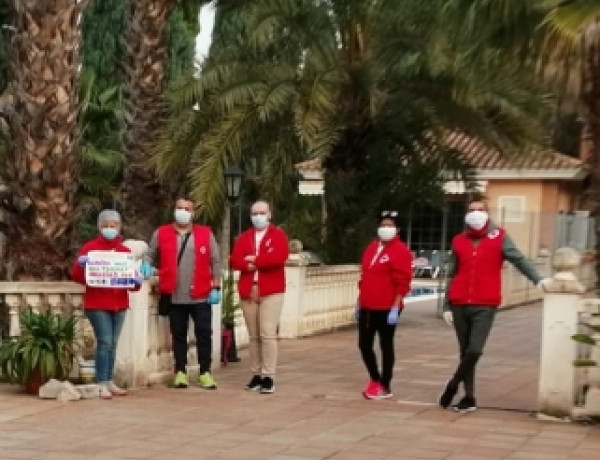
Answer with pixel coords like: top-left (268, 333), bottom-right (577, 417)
top-left (0, 309), bottom-right (77, 394)
top-left (221, 270), bottom-right (241, 365)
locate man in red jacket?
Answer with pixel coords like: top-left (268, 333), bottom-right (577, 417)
top-left (141, 197), bottom-right (222, 390)
top-left (357, 210), bottom-right (412, 400)
top-left (230, 200), bottom-right (289, 394)
top-left (438, 197), bottom-right (550, 413)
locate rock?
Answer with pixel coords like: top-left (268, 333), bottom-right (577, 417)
top-left (74, 384), bottom-right (100, 399)
top-left (38, 379), bottom-right (64, 399)
top-left (57, 382), bottom-right (82, 402)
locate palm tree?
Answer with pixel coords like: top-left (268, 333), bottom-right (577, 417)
top-left (120, 0), bottom-right (207, 240)
top-left (0, 0), bottom-right (89, 280)
top-left (155, 0), bottom-right (550, 261)
top-left (441, 0), bottom-right (600, 284)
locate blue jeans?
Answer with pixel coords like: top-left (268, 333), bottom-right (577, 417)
top-left (85, 309), bottom-right (127, 383)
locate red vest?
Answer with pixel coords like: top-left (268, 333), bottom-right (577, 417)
top-left (448, 228), bottom-right (505, 307)
top-left (157, 224), bottom-right (212, 299)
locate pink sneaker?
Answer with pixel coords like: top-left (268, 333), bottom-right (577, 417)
top-left (362, 380), bottom-right (384, 399)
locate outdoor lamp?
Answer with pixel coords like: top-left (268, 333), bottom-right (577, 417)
top-left (224, 165), bottom-right (244, 202)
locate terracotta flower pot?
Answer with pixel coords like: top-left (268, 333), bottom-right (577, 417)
top-left (24, 367), bottom-right (44, 395)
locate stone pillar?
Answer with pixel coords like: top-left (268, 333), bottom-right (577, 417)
top-left (279, 246), bottom-right (307, 339)
top-left (538, 247), bottom-right (585, 418)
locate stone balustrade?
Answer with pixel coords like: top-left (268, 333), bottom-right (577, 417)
top-left (538, 247), bottom-right (600, 419)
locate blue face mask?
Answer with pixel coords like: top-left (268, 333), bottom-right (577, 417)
top-left (100, 228), bottom-right (119, 240)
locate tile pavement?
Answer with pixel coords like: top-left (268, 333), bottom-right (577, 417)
top-left (0, 300), bottom-right (598, 459)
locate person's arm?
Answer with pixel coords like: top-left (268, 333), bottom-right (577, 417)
top-left (502, 233), bottom-right (542, 284)
top-left (442, 250), bottom-right (457, 312)
top-left (230, 233), bottom-right (253, 272)
top-left (254, 228), bottom-right (289, 269)
top-left (70, 247), bottom-right (88, 285)
top-left (142, 230), bottom-right (158, 266)
top-left (209, 231), bottom-right (222, 287)
top-left (390, 244), bottom-right (413, 308)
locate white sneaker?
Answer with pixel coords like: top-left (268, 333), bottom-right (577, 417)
top-left (99, 384), bottom-right (112, 400)
top-left (107, 381), bottom-right (127, 396)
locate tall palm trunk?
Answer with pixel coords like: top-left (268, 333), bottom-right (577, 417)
top-left (0, 0), bottom-right (86, 280)
top-left (583, 19), bottom-right (600, 291)
top-left (121, 0), bottom-right (176, 240)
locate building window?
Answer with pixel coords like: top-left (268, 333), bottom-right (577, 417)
top-left (497, 196), bottom-right (526, 223)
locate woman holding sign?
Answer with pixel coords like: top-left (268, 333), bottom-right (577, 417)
top-left (71, 209), bottom-right (142, 399)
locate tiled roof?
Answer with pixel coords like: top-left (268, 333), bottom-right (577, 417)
top-left (294, 133), bottom-right (586, 174)
top-left (446, 132), bottom-right (583, 171)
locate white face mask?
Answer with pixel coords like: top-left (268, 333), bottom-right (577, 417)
top-left (465, 210), bottom-right (488, 230)
top-left (377, 226), bottom-right (397, 242)
top-left (251, 214), bottom-right (269, 230)
top-left (174, 209), bottom-right (192, 225)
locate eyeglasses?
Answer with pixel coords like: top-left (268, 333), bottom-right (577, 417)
top-left (381, 210), bottom-right (398, 217)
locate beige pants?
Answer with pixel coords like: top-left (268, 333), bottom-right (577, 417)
top-left (241, 286), bottom-right (284, 377)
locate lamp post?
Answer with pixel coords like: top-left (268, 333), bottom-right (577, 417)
top-left (222, 165), bottom-right (244, 364)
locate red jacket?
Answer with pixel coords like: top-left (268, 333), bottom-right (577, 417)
top-left (71, 235), bottom-right (139, 311)
top-left (230, 224), bottom-right (289, 299)
top-left (358, 237), bottom-right (412, 310)
top-left (448, 228), bottom-right (505, 307)
top-left (156, 224), bottom-right (212, 298)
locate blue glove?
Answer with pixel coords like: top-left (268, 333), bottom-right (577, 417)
top-left (387, 307), bottom-right (401, 325)
top-left (77, 255), bottom-right (89, 267)
top-left (354, 302), bottom-right (360, 321)
top-left (207, 288), bottom-right (221, 305)
top-left (140, 262), bottom-right (154, 278)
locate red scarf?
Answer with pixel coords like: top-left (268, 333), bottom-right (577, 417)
top-left (465, 220), bottom-right (490, 239)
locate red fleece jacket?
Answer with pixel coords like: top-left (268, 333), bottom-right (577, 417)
top-left (71, 235), bottom-right (139, 311)
top-left (358, 237), bottom-right (413, 310)
top-left (230, 224), bottom-right (289, 299)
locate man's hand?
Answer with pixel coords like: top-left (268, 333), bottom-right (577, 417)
top-left (140, 262), bottom-right (155, 278)
top-left (247, 263), bottom-right (257, 272)
top-left (244, 255), bottom-right (256, 263)
top-left (207, 288), bottom-right (221, 305)
top-left (442, 311), bottom-right (453, 327)
top-left (77, 255), bottom-right (89, 267)
top-left (387, 307), bottom-right (401, 325)
top-left (537, 278), bottom-right (552, 292)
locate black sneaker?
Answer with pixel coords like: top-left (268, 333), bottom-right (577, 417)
top-left (454, 395), bottom-right (477, 413)
top-left (438, 379), bottom-right (458, 408)
top-left (260, 376), bottom-right (275, 394)
top-left (245, 375), bottom-right (263, 391)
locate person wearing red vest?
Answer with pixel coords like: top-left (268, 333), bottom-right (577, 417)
top-left (357, 210), bottom-right (412, 400)
top-left (141, 197), bottom-right (222, 389)
top-left (71, 209), bottom-right (142, 399)
top-left (230, 200), bottom-right (289, 394)
top-left (438, 197), bottom-right (550, 413)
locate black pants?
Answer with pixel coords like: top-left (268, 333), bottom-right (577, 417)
top-left (170, 303), bottom-right (212, 374)
top-left (358, 309), bottom-right (397, 390)
top-left (451, 306), bottom-right (496, 397)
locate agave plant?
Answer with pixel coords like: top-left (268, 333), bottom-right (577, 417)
top-left (0, 310), bottom-right (77, 392)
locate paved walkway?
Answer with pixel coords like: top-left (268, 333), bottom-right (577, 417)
top-left (0, 301), bottom-right (598, 460)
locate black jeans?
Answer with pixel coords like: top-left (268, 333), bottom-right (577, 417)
top-left (451, 306), bottom-right (496, 397)
top-left (169, 303), bottom-right (212, 374)
top-left (358, 309), bottom-right (397, 390)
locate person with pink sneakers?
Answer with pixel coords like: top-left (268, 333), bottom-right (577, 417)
top-left (356, 210), bottom-right (412, 399)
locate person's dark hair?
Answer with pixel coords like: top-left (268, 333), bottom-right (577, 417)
top-left (175, 196), bottom-right (195, 205)
top-left (466, 193), bottom-right (488, 209)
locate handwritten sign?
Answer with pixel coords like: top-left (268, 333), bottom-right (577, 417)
top-left (85, 251), bottom-right (137, 289)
